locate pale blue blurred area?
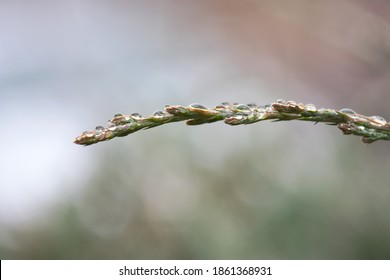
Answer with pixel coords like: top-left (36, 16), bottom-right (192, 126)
top-left (0, 0), bottom-right (389, 259)
top-left (0, 0), bottom-right (270, 225)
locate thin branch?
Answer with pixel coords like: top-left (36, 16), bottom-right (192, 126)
top-left (74, 100), bottom-right (390, 146)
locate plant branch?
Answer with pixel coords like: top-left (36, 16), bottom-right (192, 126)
top-left (74, 100), bottom-right (390, 146)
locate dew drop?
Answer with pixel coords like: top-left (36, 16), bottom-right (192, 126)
top-left (369, 115), bottom-right (387, 125)
top-left (95, 126), bottom-right (104, 133)
top-left (153, 110), bottom-right (166, 117)
top-left (234, 112), bottom-right (245, 120)
top-left (255, 106), bottom-right (266, 119)
top-left (247, 103), bottom-right (257, 108)
top-left (287, 100), bottom-right (297, 106)
top-left (189, 103), bottom-right (207, 109)
top-left (235, 104), bottom-right (251, 112)
top-left (215, 102), bottom-right (230, 109)
top-left (256, 106), bottom-right (266, 114)
top-left (340, 108), bottom-right (356, 116)
top-left (305, 104), bottom-right (317, 112)
top-left (114, 113), bottom-right (123, 117)
top-left (317, 108), bottom-right (327, 115)
top-left (131, 113), bottom-right (142, 119)
top-left (276, 99), bottom-right (286, 104)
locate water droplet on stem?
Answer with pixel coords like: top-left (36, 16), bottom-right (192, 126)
top-left (369, 116), bottom-right (387, 125)
top-left (235, 104), bottom-right (251, 112)
top-left (339, 108), bottom-right (356, 116)
top-left (189, 103), bottom-right (207, 109)
top-left (287, 100), bottom-right (297, 106)
top-left (234, 112), bottom-right (245, 120)
top-left (305, 104), bottom-right (317, 112)
top-left (153, 111), bottom-right (166, 118)
top-left (131, 113), bottom-right (142, 119)
top-left (95, 126), bottom-right (104, 133)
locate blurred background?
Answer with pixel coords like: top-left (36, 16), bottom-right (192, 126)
top-left (0, 0), bottom-right (389, 259)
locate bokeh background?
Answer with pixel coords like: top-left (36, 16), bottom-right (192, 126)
top-left (1, 0), bottom-right (389, 259)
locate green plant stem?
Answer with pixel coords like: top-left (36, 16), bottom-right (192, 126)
top-left (74, 100), bottom-right (390, 146)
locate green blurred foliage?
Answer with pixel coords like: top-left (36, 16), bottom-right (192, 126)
top-left (2, 125), bottom-right (390, 259)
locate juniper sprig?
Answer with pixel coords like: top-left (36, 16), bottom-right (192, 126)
top-left (74, 100), bottom-right (390, 146)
